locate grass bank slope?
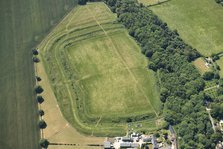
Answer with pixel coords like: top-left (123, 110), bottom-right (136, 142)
top-left (36, 61), bottom-right (104, 149)
top-left (0, 0), bottom-right (76, 148)
top-left (150, 0), bottom-right (223, 56)
top-left (40, 2), bottom-right (161, 136)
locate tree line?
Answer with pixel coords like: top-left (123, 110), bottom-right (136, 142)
top-left (33, 49), bottom-right (49, 149)
top-left (104, 0), bottom-right (222, 148)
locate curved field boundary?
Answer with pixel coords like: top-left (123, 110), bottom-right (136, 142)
top-left (38, 2), bottom-right (161, 136)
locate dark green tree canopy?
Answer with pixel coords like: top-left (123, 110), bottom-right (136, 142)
top-left (215, 0), bottom-right (223, 5)
top-left (38, 120), bottom-right (47, 129)
top-left (211, 103), bottom-right (223, 120)
top-left (32, 49), bottom-right (39, 55)
top-left (39, 139), bottom-right (49, 148)
top-left (203, 71), bottom-right (215, 80)
top-left (36, 76), bottom-right (42, 82)
top-left (78, 0), bottom-right (87, 5)
top-left (35, 85), bottom-right (44, 94)
top-left (32, 57), bottom-right (40, 63)
top-left (39, 109), bottom-right (45, 116)
top-left (36, 96), bottom-right (44, 104)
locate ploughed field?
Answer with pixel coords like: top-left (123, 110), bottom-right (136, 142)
top-left (0, 0), bottom-right (76, 148)
top-left (150, 0), bottom-right (223, 56)
top-left (39, 2), bottom-right (161, 136)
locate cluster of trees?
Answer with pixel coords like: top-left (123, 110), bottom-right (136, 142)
top-left (34, 84), bottom-right (48, 147)
top-left (210, 79), bottom-right (223, 120)
top-left (104, 0), bottom-right (221, 148)
top-left (203, 71), bottom-right (219, 80)
top-left (211, 103), bottom-right (223, 120)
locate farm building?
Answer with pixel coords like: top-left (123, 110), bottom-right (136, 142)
top-left (103, 132), bottom-right (158, 149)
top-left (120, 142), bottom-right (139, 148)
top-left (122, 137), bottom-right (133, 142)
top-left (120, 142), bottom-right (131, 148)
top-left (104, 141), bottom-right (112, 149)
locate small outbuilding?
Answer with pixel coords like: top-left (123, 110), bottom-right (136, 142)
top-left (143, 137), bottom-right (152, 143)
top-left (104, 141), bottom-right (111, 149)
top-left (122, 137), bottom-right (133, 142)
top-left (120, 142), bottom-right (131, 148)
top-left (131, 143), bottom-right (139, 148)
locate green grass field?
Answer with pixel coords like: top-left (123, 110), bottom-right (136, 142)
top-left (0, 0), bottom-right (76, 148)
top-left (40, 2), bottom-right (161, 136)
top-left (150, 0), bottom-right (223, 56)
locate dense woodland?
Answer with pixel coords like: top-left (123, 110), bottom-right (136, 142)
top-left (103, 0), bottom-right (223, 148)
